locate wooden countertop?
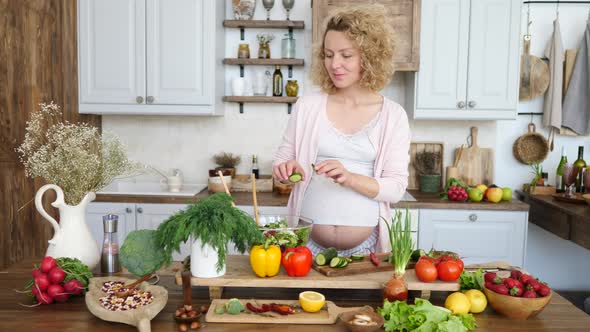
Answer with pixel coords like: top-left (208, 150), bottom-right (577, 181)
top-left (2, 258), bottom-right (589, 332)
top-left (96, 189), bottom-right (529, 211)
top-left (516, 190), bottom-right (590, 220)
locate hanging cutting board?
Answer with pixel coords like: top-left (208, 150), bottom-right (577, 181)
top-left (455, 127), bottom-right (494, 186)
top-left (205, 299), bottom-right (363, 324)
top-left (519, 35), bottom-right (550, 101)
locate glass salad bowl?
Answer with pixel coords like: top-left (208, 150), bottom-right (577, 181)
top-left (257, 214), bottom-right (313, 250)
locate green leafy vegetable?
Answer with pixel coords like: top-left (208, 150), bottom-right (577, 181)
top-left (55, 257), bottom-right (94, 287)
top-left (260, 219), bottom-right (310, 249)
top-left (378, 298), bottom-right (477, 332)
top-left (120, 229), bottom-right (167, 277)
top-left (225, 298), bottom-right (245, 315)
top-left (459, 269), bottom-right (485, 291)
top-left (383, 209), bottom-right (414, 278)
top-left (157, 193), bottom-right (263, 272)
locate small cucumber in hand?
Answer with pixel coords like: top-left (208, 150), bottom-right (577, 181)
top-left (289, 172), bottom-right (303, 183)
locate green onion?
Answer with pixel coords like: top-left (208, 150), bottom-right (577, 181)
top-left (383, 209), bottom-right (414, 278)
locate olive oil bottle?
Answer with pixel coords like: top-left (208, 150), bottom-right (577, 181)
top-left (272, 65), bottom-right (283, 97)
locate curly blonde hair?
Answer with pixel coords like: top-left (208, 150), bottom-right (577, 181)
top-left (311, 4), bottom-right (396, 94)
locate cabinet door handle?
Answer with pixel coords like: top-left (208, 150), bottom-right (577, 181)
top-left (137, 207), bottom-right (143, 213)
top-left (146, 96), bottom-right (155, 104)
top-left (136, 96), bottom-right (144, 104)
top-left (457, 101), bottom-right (466, 109)
top-left (468, 100), bottom-right (476, 108)
top-left (469, 214), bottom-right (478, 222)
top-left (126, 207), bottom-right (132, 213)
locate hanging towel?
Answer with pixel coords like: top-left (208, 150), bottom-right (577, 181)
top-left (543, 19), bottom-right (565, 133)
top-left (562, 15), bottom-right (590, 135)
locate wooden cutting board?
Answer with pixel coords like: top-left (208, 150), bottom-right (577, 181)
top-left (313, 253), bottom-right (416, 277)
top-left (205, 299), bottom-right (363, 324)
top-left (552, 193), bottom-right (587, 205)
top-left (455, 127), bottom-right (494, 186)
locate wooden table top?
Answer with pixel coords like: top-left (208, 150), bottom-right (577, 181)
top-left (2, 258), bottom-right (589, 332)
top-left (96, 189), bottom-right (529, 211)
top-left (516, 190), bottom-right (590, 221)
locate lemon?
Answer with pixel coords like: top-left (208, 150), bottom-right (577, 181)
top-left (464, 289), bottom-right (487, 313)
top-left (444, 292), bottom-right (471, 315)
top-left (299, 291), bottom-right (326, 313)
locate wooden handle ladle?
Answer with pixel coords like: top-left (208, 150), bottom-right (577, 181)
top-left (114, 273), bottom-right (154, 298)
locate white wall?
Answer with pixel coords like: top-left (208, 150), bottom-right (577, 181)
top-left (102, 0), bottom-right (590, 290)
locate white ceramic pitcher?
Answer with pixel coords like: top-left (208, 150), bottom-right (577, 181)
top-left (35, 184), bottom-right (101, 269)
top-left (190, 237), bottom-right (226, 278)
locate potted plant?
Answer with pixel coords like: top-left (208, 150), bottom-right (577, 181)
top-left (156, 193), bottom-right (263, 278)
top-left (382, 209), bottom-right (414, 302)
top-left (415, 151), bottom-right (442, 193)
top-left (212, 152), bottom-right (241, 178)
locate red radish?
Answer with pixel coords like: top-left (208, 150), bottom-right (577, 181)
top-left (36, 291), bottom-right (53, 304)
top-left (522, 290), bottom-right (537, 298)
top-left (40, 256), bottom-right (56, 273)
top-left (47, 284), bottom-right (69, 302)
top-left (63, 279), bottom-right (84, 295)
top-left (31, 284), bottom-right (40, 296)
top-left (492, 284), bottom-right (509, 295)
top-left (34, 274), bottom-right (51, 291)
top-left (32, 269), bottom-right (43, 278)
top-left (510, 270), bottom-right (522, 280)
top-left (537, 284), bottom-right (551, 297)
top-left (48, 266), bottom-right (65, 284)
top-left (484, 272), bottom-right (497, 283)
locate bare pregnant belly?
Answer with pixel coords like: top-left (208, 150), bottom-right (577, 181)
top-left (311, 225), bottom-right (375, 250)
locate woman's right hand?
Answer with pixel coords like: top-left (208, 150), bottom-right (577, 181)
top-left (273, 160), bottom-right (306, 183)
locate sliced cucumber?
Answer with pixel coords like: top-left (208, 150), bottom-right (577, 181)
top-left (329, 257), bottom-right (342, 268)
top-left (289, 172), bottom-right (303, 183)
top-left (315, 247), bottom-right (338, 266)
top-left (350, 254), bottom-right (364, 261)
top-left (337, 258), bottom-right (349, 268)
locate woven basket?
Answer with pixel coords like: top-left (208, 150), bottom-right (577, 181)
top-left (513, 123), bottom-right (549, 164)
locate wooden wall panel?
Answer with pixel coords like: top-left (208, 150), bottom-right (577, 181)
top-left (0, 0), bottom-right (101, 269)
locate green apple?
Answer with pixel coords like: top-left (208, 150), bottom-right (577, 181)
top-left (501, 187), bottom-right (513, 201)
top-left (468, 188), bottom-right (484, 202)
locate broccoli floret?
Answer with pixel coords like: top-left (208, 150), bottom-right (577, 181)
top-left (225, 298), bottom-right (245, 315)
top-left (120, 230), bottom-right (167, 277)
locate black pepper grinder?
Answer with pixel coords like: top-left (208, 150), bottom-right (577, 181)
top-left (101, 214), bottom-right (120, 273)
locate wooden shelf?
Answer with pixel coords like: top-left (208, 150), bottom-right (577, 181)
top-left (223, 96), bottom-right (297, 104)
top-left (223, 20), bottom-right (304, 29)
top-left (223, 58), bottom-right (304, 66)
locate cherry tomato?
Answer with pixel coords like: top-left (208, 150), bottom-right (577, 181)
top-left (415, 258), bottom-right (438, 282)
top-left (437, 261), bottom-right (462, 281)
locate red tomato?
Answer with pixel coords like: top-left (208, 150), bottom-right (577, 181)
top-left (455, 258), bottom-right (464, 272)
top-left (415, 258), bottom-right (438, 282)
top-left (437, 261), bottom-right (462, 281)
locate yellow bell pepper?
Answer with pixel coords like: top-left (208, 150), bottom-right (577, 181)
top-left (249, 245), bottom-right (281, 278)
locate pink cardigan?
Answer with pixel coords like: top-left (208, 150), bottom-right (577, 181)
top-left (273, 93), bottom-right (411, 253)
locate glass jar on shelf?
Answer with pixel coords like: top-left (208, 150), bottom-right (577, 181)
top-left (281, 34), bottom-right (295, 59)
top-left (285, 80), bottom-right (299, 97)
top-left (237, 43), bottom-right (250, 59)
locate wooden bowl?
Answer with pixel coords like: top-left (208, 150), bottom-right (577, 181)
top-left (338, 306), bottom-right (384, 332)
top-left (85, 277), bottom-right (168, 332)
top-left (582, 194), bottom-right (590, 207)
top-left (483, 287), bottom-right (551, 319)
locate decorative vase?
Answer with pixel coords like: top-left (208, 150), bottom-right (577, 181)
top-left (258, 42), bottom-right (271, 59)
top-left (382, 274), bottom-right (408, 302)
top-left (35, 184), bottom-right (101, 270)
top-left (419, 174), bottom-right (441, 193)
top-left (190, 237), bottom-right (226, 278)
top-left (285, 80), bottom-right (299, 97)
top-left (232, 0), bottom-right (256, 20)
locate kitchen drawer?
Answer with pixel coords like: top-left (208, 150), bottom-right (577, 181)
top-left (418, 209), bottom-right (527, 267)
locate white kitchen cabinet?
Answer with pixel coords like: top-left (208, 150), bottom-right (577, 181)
top-left (412, 0), bottom-right (521, 120)
top-left (86, 202), bottom-right (136, 252)
top-left (418, 209), bottom-right (527, 267)
top-left (77, 0), bottom-right (224, 115)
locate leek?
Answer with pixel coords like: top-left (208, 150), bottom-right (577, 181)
top-left (383, 209), bottom-right (414, 278)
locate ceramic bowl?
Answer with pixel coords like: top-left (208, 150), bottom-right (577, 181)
top-left (483, 287), bottom-right (551, 319)
top-left (257, 214), bottom-right (314, 248)
top-left (338, 306), bottom-right (384, 332)
top-left (582, 194), bottom-right (590, 207)
top-left (85, 276), bottom-right (168, 332)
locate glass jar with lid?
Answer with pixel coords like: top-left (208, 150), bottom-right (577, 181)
top-left (237, 43), bottom-right (251, 59)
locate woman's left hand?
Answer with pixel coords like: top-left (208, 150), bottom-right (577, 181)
top-left (314, 160), bottom-right (354, 186)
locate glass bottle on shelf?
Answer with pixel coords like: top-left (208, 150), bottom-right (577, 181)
top-left (281, 34), bottom-right (296, 59)
top-left (555, 146), bottom-right (567, 193)
top-left (573, 146), bottom-right (586, 192)
top-left (272, 65), bottom-right (283, 96)
top-left (251, 155), bottom-right (259, 179)
top-left (101, 214), bottom-right (120, 274)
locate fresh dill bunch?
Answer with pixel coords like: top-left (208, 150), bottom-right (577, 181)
top-left (156, 193), bottom-right (263, 272)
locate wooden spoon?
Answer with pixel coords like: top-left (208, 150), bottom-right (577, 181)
top-left (251, 173), bottom-right (260, 226)
top-left (114, 273), bottom-right (153, 298)
top-left (217, 170), bottom-right (235, 207)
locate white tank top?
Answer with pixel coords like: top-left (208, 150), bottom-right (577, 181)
top-left (300, 113), bottom-right (381, 227)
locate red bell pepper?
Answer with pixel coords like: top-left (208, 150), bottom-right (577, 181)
top-left (281, 246), bottom-right (313, 277)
